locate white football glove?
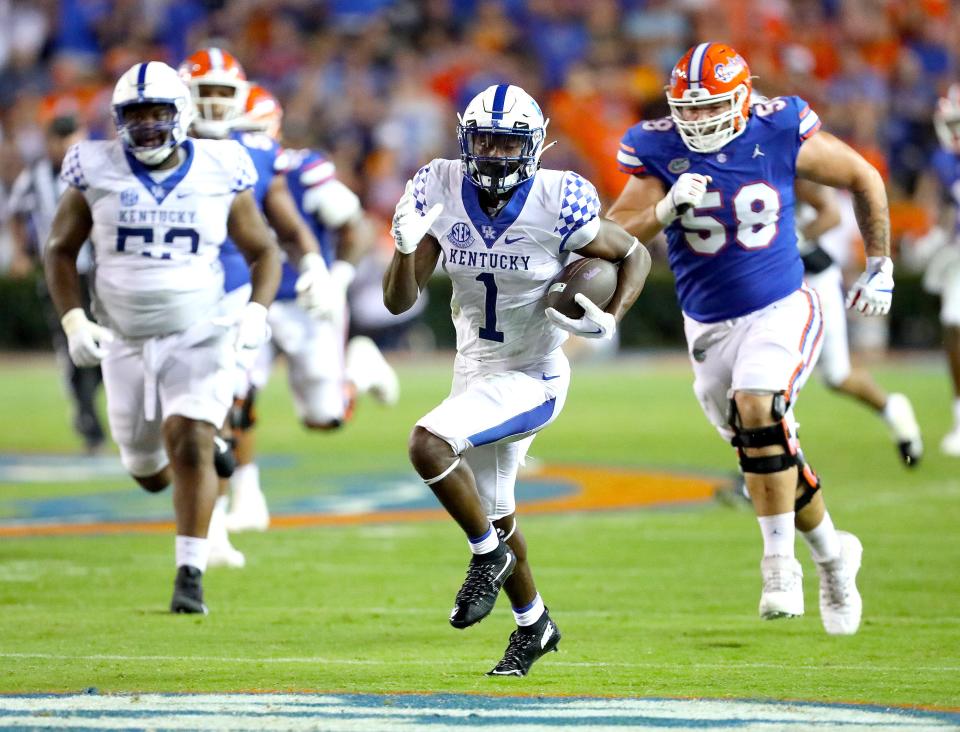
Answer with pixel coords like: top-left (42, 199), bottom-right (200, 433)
top-left (295, 252), bottom-right (343, 321)
top-left (60, 308), bottom-right (113, 367)
top-left (391, 180), bottom-right (443, 255)
top-left (654, 173), bottom-right (713, 226)
top-left (234, 301), bottom-right (270, 368)
top-left (545, 293), bottom-right (617, 340)
top-left (845, 256), bottom-right (894, 316)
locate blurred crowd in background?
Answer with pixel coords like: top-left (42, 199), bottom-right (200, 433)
top-left (0, 0), bottom-right (956, 296)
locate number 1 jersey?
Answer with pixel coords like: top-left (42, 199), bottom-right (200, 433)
top-left (415, 159), bottom-right (601, 365)
top-left (618, 96), bottom-right (820, 323)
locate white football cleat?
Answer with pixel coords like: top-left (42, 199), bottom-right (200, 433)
top-left (759, 555), bottom-right (804, 620)
top-left (816, 531), bottom-right (863, 635)
top-left (940, 427), bottom-right (960, 457)
top-left (346, 336), bottom-right (399, 406)
top-left (226, 464), bottom-right (270, 533)
top-left (883, 393), bottom-right (923, 467)
top-left (208, 540), bottom-right (246, 569)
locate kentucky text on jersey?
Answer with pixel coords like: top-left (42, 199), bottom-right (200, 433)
top-left (619, 95), bottom-right (820, 323)
top-left (117, 209), bottom-right (198, 224)
top-left (446, 249), bottom-right (531, 270)
top-left (59, 136), bottom-right (256, 339)
top-left (415, 158), bottom-right (601, 363)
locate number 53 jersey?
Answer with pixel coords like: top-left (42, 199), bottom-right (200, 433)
top-left (414, 158), bottom-right (602, 365)
top-left (618, 95), bottom-right (821, 323)
top-left (61, 137), bottom-right (257, 339)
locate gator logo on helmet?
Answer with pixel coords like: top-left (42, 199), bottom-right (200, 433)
top-left (714, 55), bottom-right (747, 84)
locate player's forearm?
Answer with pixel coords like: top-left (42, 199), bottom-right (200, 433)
top-left (43, 246), bottom-right (85, 316)
top-left (246, 246), bottom-right (282, 307)
top-left (850, 167), bottom-right (891, 258)
top-left (607, 241), bottom-right (651, 322)
top-left (606, 207), bottom-right (664, 244)
top-left (382, 253), bottom-right (420, 314)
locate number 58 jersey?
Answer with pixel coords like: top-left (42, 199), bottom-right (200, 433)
top-left (415, 159), bottom-right (602, 365)
top-left (61, 137), bottom-right (257, 339)
top-left (618, 95), bottom-right (821, 323)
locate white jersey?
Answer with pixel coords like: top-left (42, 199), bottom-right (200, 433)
top-left (415, 159), bottom-right (601, 364)
top-left (61, 138), bottom-right (257, 338)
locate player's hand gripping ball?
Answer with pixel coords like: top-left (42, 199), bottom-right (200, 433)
top-left (544, 258), bottom-right (619, 340)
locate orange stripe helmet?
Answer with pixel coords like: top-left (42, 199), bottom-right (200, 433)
top-left (934, 83), bottom-right (960, 153)
top-left (238, 83), bottom-right (283, 141)
top-left (177, 47), bottom-right (249, 139)
top-left (667, 42), bottom-right (752, 153)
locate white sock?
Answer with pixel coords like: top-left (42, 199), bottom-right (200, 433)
top-left (757, 512), bottom-right (795, 558)
top-left (175, 535), bottom-right (209, 573)
top-left (207, 496), bottom-right (230, 544)
top-left (513, 593), bottom-right (545, 627)
top-left (801, 511), bottom-right (841, 563)
top-left (467, 524), bottom-right (500, 555)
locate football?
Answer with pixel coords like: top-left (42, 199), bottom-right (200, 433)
top-left (545, 257), bottom-right (619, 319)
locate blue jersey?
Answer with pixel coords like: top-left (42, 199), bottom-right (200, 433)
top-left (931, 148), bottom-right (960, 234)
top-left (274, 148), bottom-right (337, 301)
top-left (219, 130), bottom-right (282, 293)
top-left (618, 96), bottom-right (821, 322)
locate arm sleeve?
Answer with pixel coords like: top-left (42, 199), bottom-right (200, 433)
top-left (796, 97), bottom-right (822, 143)
top-left (554, 171), bottom-right (601, 252)
top-left (616, 128), bottom-right (647, 176)
top-left (59, 143), bottom-right (89, 191)
top-left (230, 142), bottom-right (258, 193)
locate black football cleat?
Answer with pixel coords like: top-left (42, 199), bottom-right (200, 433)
top-left (170, 565), bottom-right (208, 615)
top-left (213, 435), bottom-right (236, 479)
top-left (487, 614), bottom-right (561, 677)
top-left (449, 544), bottom-right (516, 629)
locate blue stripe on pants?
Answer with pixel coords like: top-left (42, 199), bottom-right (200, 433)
top-left (467, 398), bottom-right (556, 447)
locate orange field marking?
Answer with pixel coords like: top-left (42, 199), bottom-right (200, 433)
top-left (0, 463), bottom-right (724, 538)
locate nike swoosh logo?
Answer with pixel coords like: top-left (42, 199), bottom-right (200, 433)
top-left (541, 373), bottom-right (560, 381)
top-left (493, 557), bottom-right (512, 583)
top-left (504, 236), bottom-right (523, 245)
top-left (540, 624), bottom-right (555, 649)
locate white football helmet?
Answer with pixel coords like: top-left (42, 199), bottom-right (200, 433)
top-left (112, 61), bottom-right (193, 166)
top-left (934, 84), bottom-right (960, 154)
top-left (457, 84), bottom-right (552, 196)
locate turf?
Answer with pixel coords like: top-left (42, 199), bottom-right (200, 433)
top-left (0, 353), bottom-right (957, 708)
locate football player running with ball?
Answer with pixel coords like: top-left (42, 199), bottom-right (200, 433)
top-left (608, 43), bottom-right (890, 635)
top-left (43, 62), bottom-right (281, 613)
top-left (384, 84), bottom-right (650, 675)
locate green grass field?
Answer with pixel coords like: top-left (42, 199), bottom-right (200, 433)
top-left (0, 352), bottom-right (958, 709)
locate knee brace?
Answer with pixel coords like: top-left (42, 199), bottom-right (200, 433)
top-left (794, 452), bottom-right (822, 512)
top-left (213, 434), bottom-right (237, 479)
top-left (728, 392), bottom-right (798, 474)
top-left (230, 388), bottom-right (257, 431)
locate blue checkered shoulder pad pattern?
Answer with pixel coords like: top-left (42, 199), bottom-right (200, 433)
top-left (553, 172), bottom-right (600, 244)
top-left (60, 143), bottom-right (88, 191)
top-left (231, 144), bottom-right (259, 192)
top-left (411, 164), bottom-right (430, 214)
